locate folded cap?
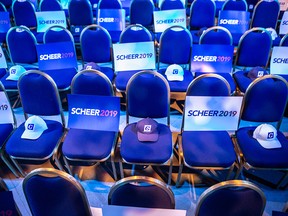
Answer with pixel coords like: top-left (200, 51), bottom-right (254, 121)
top-left (253, 124), bottom-right (281, 149)
top-left (136, 118), bottom-right (159, 142)
top-left (83, 62), bottom-right (101, 71)
top-left (6, 65), bottom-right (26, 81)
top-left (165, 64), bottom-right (184, 81)
top-left (21, 115), bottom-right (48, 140)
top-left (247, 67), bottom-right (268, 80)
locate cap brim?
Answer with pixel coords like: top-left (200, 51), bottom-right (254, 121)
top-left (137, 131), bottom-right (159, 142)
top-left (21, 130), bottom-right (44, 140)
top-left (166, 76), bottom-right (184, 81)
top-left (256, 139), bottom-right (282, 149)
top-left (6, 74), bottom-right (19, 81)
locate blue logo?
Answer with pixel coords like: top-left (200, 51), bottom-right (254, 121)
top-left (267, 132), bottom-right (274, 139)
top-left (11, 69), bottom-right (16, 74)
top-left (173, 69), bottom-right (178, 74)
top-left (27, 124), bottom-right (34, 130)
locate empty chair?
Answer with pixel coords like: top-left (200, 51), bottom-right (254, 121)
top-left (119, 71), bottom-right (173, 184)
top-left (79, 24), bottom-right (115, 81)
top-left (39, 0), bottom-right (63, 11)
top-left (233, 27), bottom-right (272, 94)
top-left (221, 0), bottom-right (248, 11)
top-left (108, 176), bottom-right (175, 209)
top-left (159, 0), bottom-right (185, 10)
top-left (3, 70), bottom-right (66, 176)
top-left (195, 180), bottom-right (266, 216)
top-left (23, 168), bottom-right (92, 216)
top-left (233, 75), bottom-right (288, 188)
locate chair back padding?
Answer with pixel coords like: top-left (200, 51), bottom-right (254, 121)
top-left (199, 26), bottom-right (233, 45)
top-left (98, 0), bottom-right (122, 8)
top-left (120, 24), bottom-right (153, 43)
top-left (12, 0), bottom-right (37, 28)
top-left (129, 0), bottom-right (155, 27)
top-left (39, 0), bottom-right (63, 11)
top-left (68, 0), bottom-right (93, 25)
top-left (222, 0), bottom-right (248, 11)
top-left (160, 0), bottom-right (184, 10)
top-left (43, 26), bottom-right (74, 44)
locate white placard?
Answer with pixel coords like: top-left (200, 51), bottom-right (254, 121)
top-left (279, 0), bottom-right (288, 11)
top-left (36, 11), bottom-right (67, 33)
top-left (280, 11), bottom-right (288, 35)
top-left (270, 46), bottom-right (288, 75)
top-left (113, 41), bottom-right (156, 72)
top-left (0, 92), bottom-right (14, 124)
top-left (184, 96), bottom-right (243, 131)
top-left (153, 9), bottom-right (186, 33)
top-left (0, 46), bottom-right (7, 69)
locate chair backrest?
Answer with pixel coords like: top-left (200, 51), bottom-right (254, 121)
top-left (71, 69), bottom-right (114, 95)
top-left (126, 70), bottom-right (170, 123)
top-left (195, 180), bottom-right (266, 216)
top-left (0, 1), bottom-right (6, 11)
top-left (6, 26), bottom-right (38, 65)
top-left (80, 24), bottom-right (112, 64)
top-left (98, 0), bottom-right (122, 8)
top-left (12, 0), bottom-right (37, 28)
top-left (189, 0), bottom-right (216, 30)
top-left (120, 24), bottom-right (153, 43)
top-left (108, 176), bottom-right (175, 209)
top-left (68, 0), bottom-right (93, 26)
top-left (280, 33), bottom-right (288, 46)
top-left (129, 0), bottom-right (155, 27)
top-left (234, 27), bottom-right (272, 69)
top-left (250, 0), bottom-right (280, 29)
top-left (221, 0), bottom-right (248, 11)
top-left (18, 70), bottom-right (65, 126)
top-left (158, 25), bottom-right (192, 68)
top-left (160, 0), bottom-right (184, 10)
top-left (23, 168), bottom-right (92, 216)
top-left (240, 75), bottom-right (288, 129)
top-left (199, 26), bottom-right (233, 45)
top-left (43, 25), bottom-right (74, 43)
top-left (39, 0), bottom-right (63, 11)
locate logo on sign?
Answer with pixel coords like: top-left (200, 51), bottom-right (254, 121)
top-left (267, 132), bottom-right (274, 139)
top-left (144, 125), bottom-right (152, 132)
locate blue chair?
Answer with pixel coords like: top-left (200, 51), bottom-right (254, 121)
top-left (4, 70), bottom-right (66, 177)
top-left (197, 26), bottom-right (236, 94)
top-left (0, 2), bottom-right (10, 44)
top-left (189, 0), bottom-right (216, 44)
top-left (233, 75), bottom-right (288, 188)
top-left (159, 0), bottom-right (185, 10)
top-left (79, 24), bottom-right (115, 82)
top-left (61, 69), bottom-right (119, 180)
top-left (114, 24), bottom-right (154, 92)
top-left (119, 71), bottom-right (173, 184)
top-left (157, 25), bottom-right (193, 93)
top-left (250, 0), bottom-right (280, 29)
top-left (97, 0), bottom-right (123, 43)
top-left (129, 0), bottom-right (155, 31)
top-left (221, 0), bottom-right (248, 11)
top-left (23, 168), bottom-right (92, 216)
top-left (175, 74), bottom-right (237, 187)
top-left (108, 176), bottom-right (175, 209)
top-left (6, 26), bottom-right (38, 70)
top-left (233, 27), bottom-right (272, 94)
top-left (195, 180), bottom-right (266, 216)
top-left (39, 0), bottom-right (63, 11)
top-left (68, 0), bottom-right (94, 44)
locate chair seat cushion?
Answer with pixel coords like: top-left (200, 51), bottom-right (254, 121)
top-left (182, 131), bottom-right (236, 167)
top-left (6, 120), bottom-right (63, 159)
top-left (43, 68), bottom-right (77, 90)
top-left (120, 122), bottom-right (172, 164)
top-left (158, 68), bottom-right (194, 92)
top-left (233, 70), bottom-right (253, 93)
top-left (114, 70), bottom-right (141, 91)
top-left (236, 126), bottom-right (288, 168)
top-left (62, 128), bottom-right (117, 160)
top-left (0, 73), bottom-right (19, 89)
top-left (98, 66), bottom-right (115, 82)
top-left (195, 72), bottom-right (236, 94)
top-left (0, 124), bottom-right (13, 146)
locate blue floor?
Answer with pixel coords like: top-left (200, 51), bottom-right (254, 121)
top-left (1, 107), bottom-right (288, 215)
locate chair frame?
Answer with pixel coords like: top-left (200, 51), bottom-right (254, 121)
top-left (43, 25), bottom-right (74, 44)
top-left (221, 0), bottom-right (248, 11)
top-left (199, 26), bottom-right (233, 45)
top-left (118, 70), bottom-right (173, 185)
top-left (23, 168), bottom-right (92, 216)
top-left (195, 179), bottom-right (266, 216)
top-left (61, 69), bottom-right (119, 180)
top-left (119, 23), bottom-right (153, 43)
top-left (108, 175), bottom-right (175, 208)
top-left (233, 74), bottom-right (288, 188)
top-left (280, 33), bottom-right (288, 46)
top-left (175, 74), bottom-right (237, 187)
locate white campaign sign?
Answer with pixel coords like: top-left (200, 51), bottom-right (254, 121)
top-left (0, 92), bottom-right (14, 124)
top-left (184, 96), bottom-right (243, 131)
top-left (153, 9), bottom-right (186, 33)
top-left (270, 46), bottom-right (288, 75)
top-left (280, 11), bottom-right (288, 35)
top-left (279, 0), bottom-right (288, 11)
top-left (113, 41), bottom-right (156, 71)
top-left (0, 46), bottom-right (7, 68)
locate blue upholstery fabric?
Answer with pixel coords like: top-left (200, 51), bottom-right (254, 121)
top-left (197, 186), bottom-right (265, 216)
top-left (120, 26), bottom-right (152, 43)
top-left (222, 0), bottom-right (247, 11)
top-left (160, 0), bottom-right (184, 10)
top-left (182, 131), bottom-right (236, 167)
top-left (120, 123), bottom-right (172, 163)
top-left (44, 28), bottom-right (73, 43)
top-left (39, 0), bottom-right (63, 11)
top-left (129, 0), bottom-right (155, 27)
top-left (158, 68), bottom-right (193, 92)
top-left (110, 183), bottom-right (174, 209)
top-left (68, 0), bottom-right (93, 26)
top-left (0, 123), bottom-right (13, 147)
top-left (0, 73), bottom-right (18, 89)
top-left (62, 129), bottom-right (116, 160)
top-left (200, 29), bottom-right (232, 45)
top-left (6, 120), bottom-right (63, 159)
top-left (43, 68), bottom-right (77, 90)
top-left (0, 191), bottom-right (19, 215)
top-left (24, 175), bottom-right (90, 216)
top-left (114, 70), bottom-right (140, 91)
top-left (12, 0), bottom-right (37, 28)
top-left (236, 127), bottom-right (288, 168)
top-left (0, 68), bottom-right (6, 79)
top-left (232, 70), bottom-right (252, 93)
